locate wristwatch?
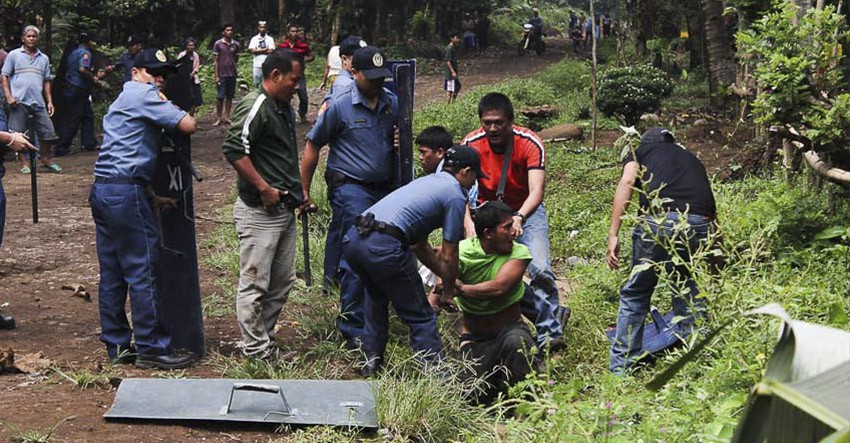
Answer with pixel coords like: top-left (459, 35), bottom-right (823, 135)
top-left (512, 211), bottom-right (526, 222)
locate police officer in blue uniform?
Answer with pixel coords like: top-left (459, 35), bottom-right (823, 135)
top-left (90, 48), bottom-right (197, 369)
top-left (343, 145), bottom-right (486, 375)
top-left (114, 34), bottom-right (145, 84)
top-left (55, 32), bottom-right (104, 156)
top-left (327, 35), bottom-right (365, 97)
top-left (300, 46), bottom-right (398, 348)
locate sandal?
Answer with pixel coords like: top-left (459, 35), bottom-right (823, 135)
top-left (20, 166), bottom-right (31, 174)
top-left (43, 163), bottom-right (62, 173)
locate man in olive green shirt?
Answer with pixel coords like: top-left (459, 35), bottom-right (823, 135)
top-left (222, 49), bottom-right (304, 359)
top-left (434, 200), bottom-right (535, 404)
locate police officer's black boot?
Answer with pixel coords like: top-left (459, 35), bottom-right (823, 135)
top-left (0, 315), bottom-right (16, 330)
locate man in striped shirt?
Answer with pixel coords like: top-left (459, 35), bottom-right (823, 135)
top-left (222, 49), bottom-right (305, 360)
top-left (462, 92), bottom-right (569, 352)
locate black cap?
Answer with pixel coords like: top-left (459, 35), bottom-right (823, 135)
top-left (352, 46), bottom-right (391, 80)
top-left (444, 144), bottom-right (489, 179)
top-left (339, 35), bottom-right (366, 56)
top-left (640, 127), bottom-right (675, 144)
top-left (126, 33), bottom-right (146, 47)
top-left (78, 32), bottom-right (94, 44)
top-left (133, 49), bottom-right (177, 73)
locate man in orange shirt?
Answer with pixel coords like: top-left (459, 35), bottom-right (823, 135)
top-left (462, 92), bottom-right (568, 351)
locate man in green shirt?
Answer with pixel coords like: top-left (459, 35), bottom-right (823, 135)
top-left (435, 200), bottom-right (536, 404)
top-left (444, 32), bottom-right (460, 104)
top-left (221, 49), bottom-right (304, 360)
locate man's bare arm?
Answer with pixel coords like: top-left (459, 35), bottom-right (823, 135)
top-left (458, 258), bottom-right (530, 300)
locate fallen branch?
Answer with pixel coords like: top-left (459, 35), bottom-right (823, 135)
top-left (803, 150), bottom-right (850, 185)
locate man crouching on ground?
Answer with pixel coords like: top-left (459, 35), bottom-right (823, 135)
top-left (437, 200), bottom-right (536, 404)
top-left (221, 49), bottom-right (304, 360)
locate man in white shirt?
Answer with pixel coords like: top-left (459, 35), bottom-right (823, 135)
top-left (320, 41), bottom-right (341, 91)
top-left (247, 21), bottom-right (275, 87)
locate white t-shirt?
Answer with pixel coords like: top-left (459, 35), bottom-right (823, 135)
top-left (327, 46), bottom-right (341, 77)
top-left (248, 34), bottom-right (276, 68)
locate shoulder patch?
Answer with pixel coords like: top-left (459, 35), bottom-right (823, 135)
top-left (83, 53), bottom-right (90, 60)
top-left (318, 100), bottom-right (329, 117)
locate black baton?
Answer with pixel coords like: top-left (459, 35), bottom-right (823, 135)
top-left (301, 204), bottom-right (318, 286)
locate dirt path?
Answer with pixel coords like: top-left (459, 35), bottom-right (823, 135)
top-left (0, 39), bottom-right (568, 442)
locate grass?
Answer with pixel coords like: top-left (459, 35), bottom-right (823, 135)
top-left (51, 366), bottom-right (116, 390)
top-left (199, 40), bottom-right (850, 441)
top-left (8, 416), bottom-right (74, 443)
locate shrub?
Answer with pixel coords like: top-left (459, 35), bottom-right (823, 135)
top-left (409, 10), bottom-right (435, 41)
top-left (597, 64), bottom-right (673, 125)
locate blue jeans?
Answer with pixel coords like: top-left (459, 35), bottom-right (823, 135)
top-left (515, 204), bottom-right (563, 346)
top-left (326, 182), bottom-right (390, 341)
top-left (89, 182), bottom-right (171, 358)
top-left (296, 77), bottom-right (308, 119)
top-left (610, 212), bottom-right (713, 373)
top-left (342, 227), bottom-right (443, 361)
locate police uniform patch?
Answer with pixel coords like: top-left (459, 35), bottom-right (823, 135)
top-left (318, 100), bottom-right (329, 117)
top-left (372, 53), bottom-right (384, 67)
top-left (83, 53), bottom-right (90, 60)
top-left (156, 50), bottom-right (167, 62)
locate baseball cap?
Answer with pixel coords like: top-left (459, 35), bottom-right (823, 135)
top-left (339, 35), bottom-right (367, 56)
top-left (78, 32), bottom-right (94, 44)
top-left (133, 48), bottom-right (177, 74)
top-left (126, 33), bottom-right (146, 47)
top-left (444, 145), bottom-right (489, 179)
top-left (640, 127), bottom-right (675, 144)
top-left (352, 46), bottom-right (391, 80)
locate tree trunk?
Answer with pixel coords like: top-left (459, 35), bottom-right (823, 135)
top-left (221, 0), bottom-right (236, 26)
top-left (684, 0), bottom-right (705, 70)
top-left (278, 0), bottom-right (287, 34)
top-left (629, 0), bottom-right (654, 58)
top-left (591, 0), bottom-right (598, 149)
top-left (701, 0), bottom-right (736, 105)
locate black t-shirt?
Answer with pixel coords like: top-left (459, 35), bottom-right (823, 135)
top-left (623, 141), bottom-right (716, 218)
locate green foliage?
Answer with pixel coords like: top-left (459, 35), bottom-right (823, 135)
top-left (738, 3), bottom-right (850, 161)
top-left (409, 10), bottom-right (435, 40)
top-left (597, 64), bottom-right (673, 125)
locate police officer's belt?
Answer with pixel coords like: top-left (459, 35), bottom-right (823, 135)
top-left (94, 176), bottom-right (147, 186)
top-left (325, 169), bottom-right (395, 192)
top-left (355, 213), bottom-right (407, 243)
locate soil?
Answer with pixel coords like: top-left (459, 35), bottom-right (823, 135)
top-left (0, 40), bottom-right (571, 442)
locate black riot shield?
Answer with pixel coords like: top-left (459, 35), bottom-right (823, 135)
top-left (152, 53), bottom-right (205, 356)
top-left (386, 59), bottom-right (416, 185)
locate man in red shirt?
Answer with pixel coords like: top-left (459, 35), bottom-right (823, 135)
top-left (278, 24), bottom-right (314, 123)
top-left (462, 92), bottom-right (568, 351)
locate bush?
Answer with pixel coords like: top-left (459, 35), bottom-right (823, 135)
top-left (597, 64), bottom-right (673, 126)
top-left (409, 10), bottom-right (435, 41)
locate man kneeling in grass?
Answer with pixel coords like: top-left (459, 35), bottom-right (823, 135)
top-left (434, 200), bottom-right (536, 404)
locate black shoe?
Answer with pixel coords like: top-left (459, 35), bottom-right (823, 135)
top-left (82, 145), bottom-right (99, 152)
top-left (358, 354), bottom-right (383, 377)
top-left (344, 336), bottom-right (363, 351)
top-left (547, 337), bottom-right (566, 353)
top-left (0, 315), bottom-right (15, 330)
top-left (135, 352), bottom-right (195, 370)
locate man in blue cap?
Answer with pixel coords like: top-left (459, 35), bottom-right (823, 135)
top-left (90, 48), bottom-right (197, 370)
top-left (55, 32), bottom-right (108, 156)
top-left (300, 45), bottom-right (397, 349)
top-left (113, 34), bottom-right (145, 84)
top-left (343, 144), bottom-right (486, 375)
top-left (327, 35), bottom-right (366, 96)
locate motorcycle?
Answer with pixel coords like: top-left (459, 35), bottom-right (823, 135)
top-left (518, 23), bottom-right (545, 56)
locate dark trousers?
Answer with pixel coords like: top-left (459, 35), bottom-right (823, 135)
top-left (89, 182), bottom-right (171, 358)
top-left (460, 322), bottom-right (535, 404)
top-left (325, 182), bottom-right (389, 341)
top-left (296, 78), bottom-right (308, 119)
top-left (55, 87), bottom-right (96, 155)
top-left (342, 226), bottom-right (443, 361)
